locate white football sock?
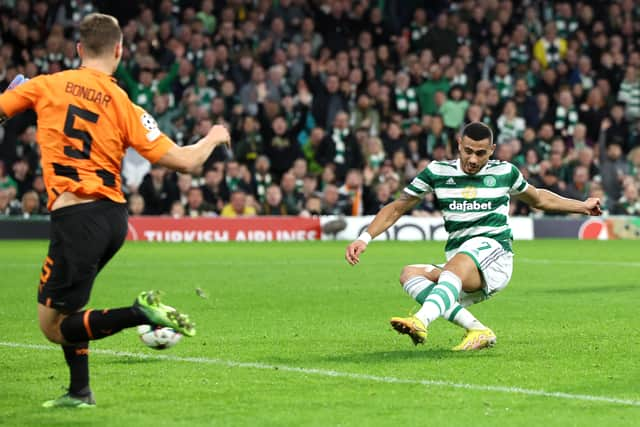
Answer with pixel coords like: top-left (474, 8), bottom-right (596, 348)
top-left (402, 276), bottom-right (435, 304)
top-left (415, 271), bottom-right (462, 326)
top-left (443, 303), bottom-right (487, 330)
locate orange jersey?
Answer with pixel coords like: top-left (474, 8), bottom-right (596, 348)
top-left (0, 67), bottom-right (175, 209)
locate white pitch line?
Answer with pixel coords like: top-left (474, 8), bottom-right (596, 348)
top-left (1, 341), bottom-right (638, 407)
top-left (3, 258), bottom-right (640, 269)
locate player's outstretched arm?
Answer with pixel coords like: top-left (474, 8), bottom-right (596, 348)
top-left (345, 192), bottom-right (421, 265)
top-left (155, 125), bottom-right (230, 173)
top-left (516, 184), bottom-right (602, 216)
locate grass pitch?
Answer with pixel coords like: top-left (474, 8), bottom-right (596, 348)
top-left (0, 239), bottom-right (639, 426)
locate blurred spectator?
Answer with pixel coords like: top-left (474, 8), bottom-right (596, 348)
top-left (253, 155), bottom-right (273, 203)
top-left (339, 169), bottom-right (365, 216)
top-left (280, 172), bottom-right (303, 215)
top-left (612, 180), bottom-right (640, 215)
top-left (418, 64), bottom-right (450, 116)
top-left (423, 116), bottom-right (451, 159)
top-left (0, 189), bottom-right (11, 216)
top-left (170, 200), bottom-right (185, 219)
top-left (302, 127), bottom-right (330, 174)
top-left (175, 173), bottom-right (194, 206)
top-left (13, 189), bottom-right (42, 217)
top-left (554, 89), bottom-right (578, 137)
top-left (186, 187), bottom-right (216, 217)
top-left (115, 55), bottom-right (179, 112)
top-left (526, 92), bottom-right (553, 129)
top-left (128, 194), bottom-right (145, 217)
top-left (439, 85), bottom-right (469, 134)
top-left (351, 93), bottom-right (380, 136)
top-left (200, 167), bottom-right (228, 212)
top-left (629, 147), bottom-right (640, 181)
top-left (425, 13), bottom-right (457, 59)
top-left (234, 116), bottom-right (263, 169)
top-left (493, 62), bottom-right (514, 100)
top-left (539, 152), bottom-right (568, 194)
top-left (301, 173), bottom-right (319, 199)
top-left (122, 148), bottom-right (151, 195)
top-left (0, 160), bottom-right (18, 194)
top-left (364, 182), bottom-right (393, 215)
top-left (305, 70), bottom-right (347, 130)
top-left (364, 136), bottom-right (386, 171)
top-left (263, 113), bottom-right (306, 178)
top-left (534, 22), bottom-right (567, 69)
top-left (495, 143), bottom-right (515, 163)
top-left (224, 160), bottom-right (246, 193)
top-left (497, 100), bottom-right (526, 144)
top-left (381, 122), bottom-right (407, 159)
top-left (220, 190), bottom-right (256, 217)
top-left (618, 66), bottom-right (640, 123)
top-left (579, 87), bottom-right (608, 141)
top-left (323, 111), bottom-right (362, 180)
top-left (565, 165), bottom-right (591, 201)
top-left (291, 158), bottom-right (308, 192)
top-left (301, 195), bottom-right (322, 216)
top-left (10, 158), bottom-right (32, 199)
top-left (196, 0), bottom-right (216, 35)
top-left (31, 173), bottom-right (47, 210)
top-left (567, 123), bottom-right (595, 154)
top-left (604, 103), bottom-right (631, 153)
top-left (138, 165), bottom-right (178, 215)
top-left (261, 184), bottom-right (289, 215)
top-left (321, 184), bottom-right (350, 216)
top-left (394, 72), bottom-right (419, 120)
top-left (599, 118), bottom-right (631, 200)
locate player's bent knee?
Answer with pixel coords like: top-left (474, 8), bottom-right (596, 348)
top-left (399, 264), bottom-right (434, 285)
top-left (39, 321), bottom-right (66, 344)
top-left (399, 265), bottom-right (415, 284)
top-left (38, 304), bottom-right (68, 344)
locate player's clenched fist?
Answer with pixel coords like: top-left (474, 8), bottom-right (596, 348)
top-left (345, 240), bottom-right (367, 266)
top-left (208, 124), bottom-right (231, 147)
top-left (583, 197), bottom-right (602, 216)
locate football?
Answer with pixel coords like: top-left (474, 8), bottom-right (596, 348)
top-left (137, 324), bottom-right (183, 350)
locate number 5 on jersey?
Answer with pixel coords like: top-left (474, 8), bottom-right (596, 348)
top-left (63, 104), bottom-right (99, 159)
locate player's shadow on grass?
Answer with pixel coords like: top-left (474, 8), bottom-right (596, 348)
top-left (107, 357), bottom-right (165, 365)
top-left (318, 348), bottom-right (497, 364)
top-left (269, 347), bottom-right (496, 366)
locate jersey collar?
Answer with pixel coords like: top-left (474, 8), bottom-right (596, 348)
top-left (79, 66), bottom-right (117, 83)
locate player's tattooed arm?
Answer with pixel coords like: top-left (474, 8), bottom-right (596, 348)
top-left (397, 191), bottom-right (422, 207)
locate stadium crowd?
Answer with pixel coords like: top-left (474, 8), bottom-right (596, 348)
top-left (1, 0), bottom-right (640, 219)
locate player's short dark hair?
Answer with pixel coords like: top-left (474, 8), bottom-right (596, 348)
top-left (461, 122), bottom-right (494, 144)
top-left (79, 13), bottom-right (122, 57)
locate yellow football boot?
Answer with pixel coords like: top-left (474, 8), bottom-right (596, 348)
top-left (390, 316), bottom-right (428, 345)
top-left (452, 328), bottom-right (496, 351)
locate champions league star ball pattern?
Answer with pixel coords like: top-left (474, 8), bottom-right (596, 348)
top-left (137, 324), bottom-right (183, 350)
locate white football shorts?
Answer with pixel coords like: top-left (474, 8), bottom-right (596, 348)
top-left (446, 236), bottom-right (514, 307)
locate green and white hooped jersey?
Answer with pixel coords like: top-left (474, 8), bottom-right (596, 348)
top-left (404, 159), bottom-right (529, 255)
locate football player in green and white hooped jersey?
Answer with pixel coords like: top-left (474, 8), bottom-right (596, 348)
top-left (345, 122), bottom-right (602, 350)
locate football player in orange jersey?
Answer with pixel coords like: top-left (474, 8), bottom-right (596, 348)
top-left (0, 13), bottom-right (230, 408)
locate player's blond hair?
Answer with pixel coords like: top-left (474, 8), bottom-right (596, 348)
top-left (79, 13), bottom-right (122, 57)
